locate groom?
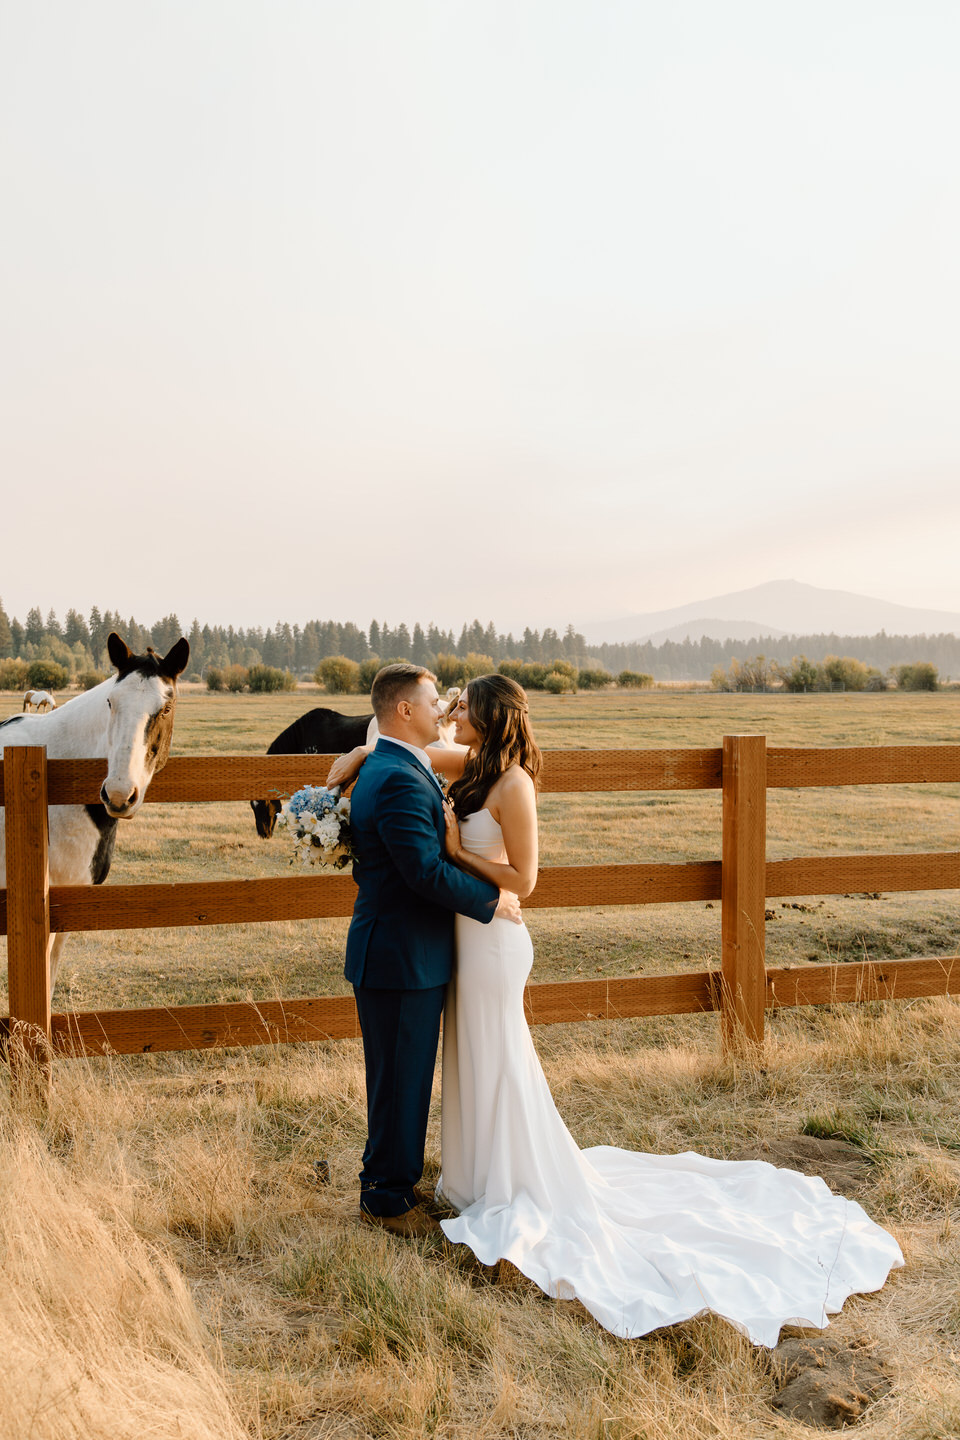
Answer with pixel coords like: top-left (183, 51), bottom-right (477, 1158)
top-left (345, 662), bottom-right (519, 1237)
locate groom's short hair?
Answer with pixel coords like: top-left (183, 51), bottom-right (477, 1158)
top-left (371, 663), bottom-right (435, 722)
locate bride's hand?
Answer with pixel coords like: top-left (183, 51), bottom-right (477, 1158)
top-left (443, 800), bottom-right (462, 861)
top-left (325, 745), bottom-right (371, 790)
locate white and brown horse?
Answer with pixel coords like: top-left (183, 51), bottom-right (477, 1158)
top-left (1, 631), bottom-right (189, 993)
top-left (23, 690), bottom-right (57, 713)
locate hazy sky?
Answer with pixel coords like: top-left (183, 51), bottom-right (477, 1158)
top-left (2, 1), bottom-right (958, 634)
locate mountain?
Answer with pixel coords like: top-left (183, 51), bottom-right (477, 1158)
top-left (640, 618), bottom-right (788, 646)
top-left (582, 580), bottom-right (960, 646)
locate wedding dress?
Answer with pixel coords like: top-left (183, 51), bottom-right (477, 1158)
top-left (437, 808), bottom-right (904, 1346)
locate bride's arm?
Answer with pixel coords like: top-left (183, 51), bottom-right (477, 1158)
top-left (425, 742), bottom-right (468, 778)
top-left (443, 769), bottom-right (538, 899)
top-left (326, 740), bottom-right (468, 789)
top-left (324, 745), bottom-right (372, 789)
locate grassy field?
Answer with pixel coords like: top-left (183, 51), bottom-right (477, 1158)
top-left (2, 685), bottom-right (958, 1012)
top-left (1, 686), bottom-right (959, 1438)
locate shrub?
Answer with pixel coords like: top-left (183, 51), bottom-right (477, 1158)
top-left (25, 659), bottom-right (69, 690)
top-left (547, 658), bottom-right (577, 680)
top-left (776, 656), bottom-right (821, 693)
top-left (897, 662), bottom-right (939, 691)
top-left (497, 659), bottom-right (524, 681)
top-left (617, 670), bottom-right (654, 689)
top-left (576, 668), bottom-right (612, 690)
top-left (224, 664), bottom-right (249, 693)
top-left (517, 663), bottom-right (546, 690)
top-left (205, 669), bottom-right (225, 692)
top-left (544, 669), bottom-right (576, 694)
top-left (711, 656), bottom-right (774, 692)
top-left (822, 655), bottom-right (869, 692)
top-left (434, 653), bottom-right (463, 689)
top-left (0, 658), bottom-right (29, 691)
top-left (435, 653), bottom-right (495, 688)
top-left (248, 665), bottom-right (297, 693)
top-left (76, 670), bottom-right (107, 691)
top-left (461, 652), bottom-right (495, 681)
top-left (358, 656), bottom-right (381, 692)
top-left (315, 656), bottom-right (360, 694)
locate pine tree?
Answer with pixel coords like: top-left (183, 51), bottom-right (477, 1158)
top-left (299, 621), bottom-right (321, 672)
top-left (125, 616), bottom-right (147, 652)
top-left (151, 614), bottom-right (182, 652)
top-left (45, 608), bottom-right (62, 638)
top-left (412, 622), bottom-right (432, 666)
top-left (0, 597), bottom-right (12, 658)
top-left (341, 623), bottom-right (369, 661)
top-left (368, 620), bottom-right (381, 655)
top-left (25, 606), bottom-right (44, 646)
top-left (188, 619), bottom-right (204, 671)
top-left (64, 608), bottom-right (90, 645)
top-left (522, 627), bottom-right (542, 662)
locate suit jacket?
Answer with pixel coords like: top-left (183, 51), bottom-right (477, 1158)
top-left (344, 738), bottom-right (499, 989)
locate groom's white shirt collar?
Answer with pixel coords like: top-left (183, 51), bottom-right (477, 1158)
top-left (376, 734), bottom-right (436, 781)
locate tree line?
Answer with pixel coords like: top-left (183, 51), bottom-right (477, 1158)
top-left (0, 597), bottom-right (954, 689)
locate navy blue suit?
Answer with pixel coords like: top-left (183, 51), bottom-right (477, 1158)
top-left (345, 737), bottom-right (498, 1216)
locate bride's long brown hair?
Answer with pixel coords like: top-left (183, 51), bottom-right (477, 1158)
top-left (448, 674), bottom-right (542, 819)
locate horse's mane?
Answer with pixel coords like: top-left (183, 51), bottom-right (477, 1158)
top-left (114, 647), bottom-right (175, 682)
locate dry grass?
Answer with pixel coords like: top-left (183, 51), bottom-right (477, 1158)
top-left (1, 1001), bottom-right (958, 1438)
top-left (1, 687), bottom-right (959, 1436)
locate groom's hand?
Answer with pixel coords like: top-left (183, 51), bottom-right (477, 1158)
top-left (494, 891), bottom-right (523, 925)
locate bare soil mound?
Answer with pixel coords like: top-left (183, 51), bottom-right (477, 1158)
top-left (769, 1335), bottom-right (893, 1428)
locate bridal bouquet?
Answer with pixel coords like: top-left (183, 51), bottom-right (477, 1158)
top-left (275, 786), bottom-right (354, 870)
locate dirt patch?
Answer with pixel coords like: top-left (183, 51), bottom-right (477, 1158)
top-left (769, 1335), bottom-right (893, 1428)
top-left (731, 1136), bottom-right (872, 1195)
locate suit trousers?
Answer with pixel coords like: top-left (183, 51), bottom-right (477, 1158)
top-left (353, 983), bottom-right (446, 1216)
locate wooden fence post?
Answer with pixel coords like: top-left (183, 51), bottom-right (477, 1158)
top-left (721, 734), bottom-right (767, 1057)
top-left (4, 746), bottom-right (52, 1078)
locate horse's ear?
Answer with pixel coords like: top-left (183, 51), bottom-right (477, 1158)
top-left (159, 637), bottom-right (190, 680)
top-left (107, 632), bottom-right (133, 672)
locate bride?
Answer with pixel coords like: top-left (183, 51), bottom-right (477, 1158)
top-left (331, 674), bottom-right (903, 1346)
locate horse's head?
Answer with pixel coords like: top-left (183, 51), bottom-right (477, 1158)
top-left (100, 632), bottom-right (190, 818)
top-left (251, 796), bottom-right (283, 839)
top-left (436, 687), bottom-right (461, 747)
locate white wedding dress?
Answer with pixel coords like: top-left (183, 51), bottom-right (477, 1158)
top-left (437, 809), bottom-right (904, 1346)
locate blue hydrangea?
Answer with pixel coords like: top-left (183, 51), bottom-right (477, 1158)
top-left (287, 785), bottom-right (341, 820)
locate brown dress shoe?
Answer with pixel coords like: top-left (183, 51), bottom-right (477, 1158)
top-left (360, 1205), bottom-right (441, 1239)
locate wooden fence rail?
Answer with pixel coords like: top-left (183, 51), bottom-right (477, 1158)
top-left (2, 739), bottom-right (959, 1063)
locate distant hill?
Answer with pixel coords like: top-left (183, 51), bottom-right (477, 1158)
top-left (641, 617), bottom-right (787, 645)
top-left (583, 580), bottom-right (960, 646)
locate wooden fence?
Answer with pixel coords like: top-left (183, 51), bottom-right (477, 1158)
top-left (2, 737), bottom-right (959, 1064)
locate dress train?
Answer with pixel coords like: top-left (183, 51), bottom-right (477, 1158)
top-left (437, 809), bottom-right (903, 1346)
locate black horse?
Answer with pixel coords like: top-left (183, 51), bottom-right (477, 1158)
top-left (251, 708), bottom-right (373, 838)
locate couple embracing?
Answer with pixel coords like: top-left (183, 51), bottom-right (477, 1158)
top-left (332, 664), bottom-right (903, 1346)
